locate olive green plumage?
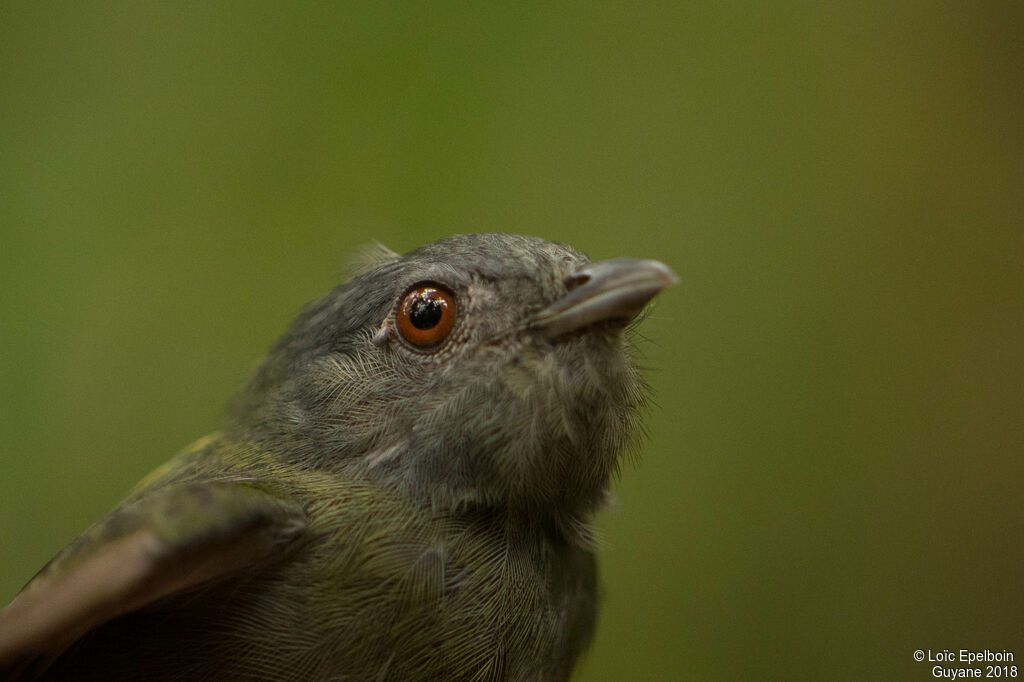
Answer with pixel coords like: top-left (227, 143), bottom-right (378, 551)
top-left (0, 233), bottom-right (675, 681)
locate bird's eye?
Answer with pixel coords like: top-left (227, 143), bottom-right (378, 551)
top-left (396, 283), bottom-right (457, 348)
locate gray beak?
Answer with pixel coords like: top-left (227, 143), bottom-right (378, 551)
top-left (532, 258), bottom-right (678, 339)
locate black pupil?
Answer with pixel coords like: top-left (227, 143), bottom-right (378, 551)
top-left (409, 296), bottom-right (444, 329)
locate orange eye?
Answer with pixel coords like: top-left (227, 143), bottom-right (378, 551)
top-left (396, 284), bottom-right (457, 348)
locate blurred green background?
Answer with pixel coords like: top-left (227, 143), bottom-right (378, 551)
top-left (1, 3), bottom-right (1021, 680)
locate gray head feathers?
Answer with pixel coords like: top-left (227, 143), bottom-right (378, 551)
top-left (229, 233), bottom-right (668, 523)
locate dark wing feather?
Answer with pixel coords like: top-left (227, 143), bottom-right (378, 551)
top-left (0, 481), bottom-right (308, 678)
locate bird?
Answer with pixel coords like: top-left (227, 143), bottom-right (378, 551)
top-left (0, 233), bottom-right (676, 681)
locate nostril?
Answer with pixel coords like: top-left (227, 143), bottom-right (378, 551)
top-left (563, 273), bottom-right (591, 292)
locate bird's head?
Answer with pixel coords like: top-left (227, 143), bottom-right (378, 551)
top-left (231, 233), bottom-right (676, 522)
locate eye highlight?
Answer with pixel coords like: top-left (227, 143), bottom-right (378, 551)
top-left (396, 283), bottom-right (457, 348)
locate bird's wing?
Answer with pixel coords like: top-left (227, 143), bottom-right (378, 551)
top-left (0, 481), bottom-right (309, 677)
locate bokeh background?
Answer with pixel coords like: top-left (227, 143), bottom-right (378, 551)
top-left (2, 3), bottom-right (1021, 680)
